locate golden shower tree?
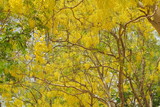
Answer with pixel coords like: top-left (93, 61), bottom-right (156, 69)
top-left (0, 0), bottom-right (160, 107)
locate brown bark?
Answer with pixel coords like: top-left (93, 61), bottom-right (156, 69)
top-left (148, 8), bottom-right (160, 35)
top-left (119, 65), bottom-right (124, 107)
top-left (151, 6), bottom-right (160, 34)
top-left (110, 31), bottom-right (125, 107)
top-left (138, 1), bottom-right (160, 35)
top-left (117, 31), bottom-right (125, 107)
